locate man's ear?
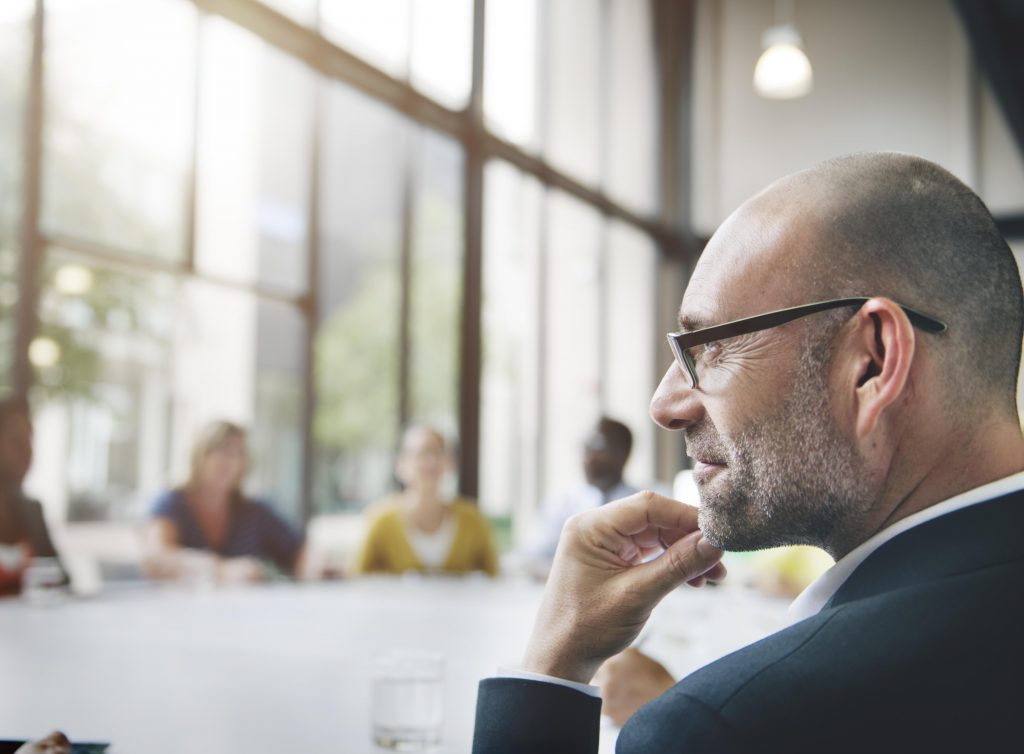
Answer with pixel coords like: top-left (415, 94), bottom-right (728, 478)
top-left (842, 297), bottom-right (916, 438)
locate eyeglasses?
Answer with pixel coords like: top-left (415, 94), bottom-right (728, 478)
top-left (666, 297), bottom-right (947, 389)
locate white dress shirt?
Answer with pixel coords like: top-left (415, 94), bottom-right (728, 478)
top-left (788, 469), bottom-right (1024, 621)
top-left (525, 481), bottom-right (639, 561)
top-left (504, 470), bottom-right (1024, 697)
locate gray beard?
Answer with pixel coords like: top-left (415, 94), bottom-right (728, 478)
top-left (687, 336), bottom-right (878, 557)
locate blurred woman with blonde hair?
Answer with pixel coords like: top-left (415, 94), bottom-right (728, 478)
top-left (354, 425), bottom-right (497, 576)
top-left (143, 420), bottom-right (309, 584)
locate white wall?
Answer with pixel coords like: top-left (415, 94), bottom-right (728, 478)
top-left (692, 0), bottom-right (1024, 235)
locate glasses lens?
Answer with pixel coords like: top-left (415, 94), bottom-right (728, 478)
top-left (666, 335), bottom-right (696, 388)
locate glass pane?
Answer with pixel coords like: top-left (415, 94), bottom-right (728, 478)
top-left (320, 0), bottom-right (412, 78)
top-left (29, 255), bottom-right (306, 525)
top-left (480, 160), bottom-right (542, 521)
top-left (408, 128), bottom-right (464, 433)
top-left (604, 221), bottom-right (658, 485)
top-left (29, 253), bottom-right (176, 523)
top-left (0, 1), bottom-right (33, 392)
top-left (409, 0), bottom-right (473, 109)
top-left (41, 0), bottom-right (196, 261)
top-left (543, 190), bottom-right (603, 497)
top-left (195, 18), bottom-right (313, 295)
top-left (170, 281), bottom-right (306, 525)
top-left (543, 0), bottom-right (601, 187)
top-left (483, 0), bottom-right (538, 146)
top-left (606, 0), bottom-right (658, 213)
top-left (315, 83), bottom-right (407, 512)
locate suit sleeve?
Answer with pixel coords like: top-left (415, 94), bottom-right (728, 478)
top-left (472, 678), bottom-right (602, 754)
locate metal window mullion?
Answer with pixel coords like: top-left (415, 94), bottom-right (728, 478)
top-left (597, 0), bottom-right (611, 410)
top-left (456, 0), bottom-right (486, 500)
top-left (14, 0), bottom-right (46, 396)
top-left (397, 128), bottom-right (415, 431)
top-left (298, 68), bottom-right (323, 526)
top-left (532, 0), bottom-right (551, 508)
top-left (652, 0), bottom-right (698, 482)
top-left (38, 232), bottom-right (307, 308)
top-left (185, 8), bottom-right (203, 275)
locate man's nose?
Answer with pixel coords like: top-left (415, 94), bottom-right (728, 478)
top-left (650, 363), bottom-right (705, 430)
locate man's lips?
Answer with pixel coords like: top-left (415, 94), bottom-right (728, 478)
top-left (689, 456), bottom-right (726, 466)
top-left (691, 457), bottom-right (727, 482)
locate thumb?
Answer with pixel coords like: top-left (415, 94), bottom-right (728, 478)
top-left (631, 530), bottom-right (723, 598)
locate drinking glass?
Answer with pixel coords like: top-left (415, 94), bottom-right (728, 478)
top-left (372, 650), bottom-right (444, 750)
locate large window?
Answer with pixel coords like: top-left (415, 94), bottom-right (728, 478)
top-left (484, 0), bottom-right (658, 213)
top-left (42, 0), bottom-right (196, 261)
top-left (315, 83), bottom-right (406, 512)
top-left (320, 0), bottom-right (473, 109)
top-left (408, 128), bottom-right (464, 432)
top-left (195, 17), bottom-right (314, 295)
top-left (479, 160), bottom-right (542, 520)
top-left (30, 255), bottom-right (176, 522)
top-left (480, 162), bottom-right (661, 531)
top-left (8, 0), bottom-right (681, 549)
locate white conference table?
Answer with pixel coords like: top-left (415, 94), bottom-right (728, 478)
top-left (0, 575), bottom-right (789, 753)
top-left (0, 577), bottom-right (545, 754)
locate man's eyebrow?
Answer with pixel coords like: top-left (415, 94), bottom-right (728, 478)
top-left (676, 312), bottom-right (711, 332)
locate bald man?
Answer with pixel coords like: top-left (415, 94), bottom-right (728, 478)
top-left (472, 153), bottom-right (1024, 752)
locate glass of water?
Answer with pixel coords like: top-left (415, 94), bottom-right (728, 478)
top-left (372, 649), bottom-right (444, 750)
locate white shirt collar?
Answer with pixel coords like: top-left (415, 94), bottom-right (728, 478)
top-left (788, 470), bottom-right (1024, 623)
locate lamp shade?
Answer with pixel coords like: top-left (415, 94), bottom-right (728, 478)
top-left (754, 24), bottom-right (813, 99)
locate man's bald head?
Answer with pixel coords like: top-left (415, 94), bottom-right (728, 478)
top-left (754, 152), bottom-right (1021, 418)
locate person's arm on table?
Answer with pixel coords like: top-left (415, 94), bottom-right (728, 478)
top-left (472, 491), bottom-right (725, 754)
top-left (141, 518), bottom-right (266, 584)
top-left (593, 648), bottom-right (676, 726)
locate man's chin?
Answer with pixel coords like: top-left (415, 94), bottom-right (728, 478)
top-left (697, 497), bottom-right (774, 552)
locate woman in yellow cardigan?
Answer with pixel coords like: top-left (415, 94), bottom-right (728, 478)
top-left (354, 425), bottom-right (497, 576)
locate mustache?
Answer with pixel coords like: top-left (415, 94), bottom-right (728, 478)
top-left (684, 421), bottom-right (730, 465)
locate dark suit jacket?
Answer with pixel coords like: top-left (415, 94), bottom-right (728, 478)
top-left (473, 490), bottom-right (1024, 753)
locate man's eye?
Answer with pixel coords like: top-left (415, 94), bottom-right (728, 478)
top-left (700, 341), bottom-right (723, 365)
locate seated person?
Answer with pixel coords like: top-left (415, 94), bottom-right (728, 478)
top-left (143, 420), bottom-right (309, 583)
top-left (354, 425), bottom-right (497, 576)
top-left (0, 396), bottom-right (68, 596)
top-left (521, 417), bottom-right (638, 572)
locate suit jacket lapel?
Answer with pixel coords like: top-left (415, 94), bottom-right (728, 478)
top-left (826, 490), bottom-right (1024, 610)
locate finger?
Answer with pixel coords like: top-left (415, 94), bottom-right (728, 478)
top-left (604, 491), bottom-right (700, 538)
top-left (706, 561), bottom-right (728, 581)
top-left (687, 557), bottom-right (729, 586)
top-left (626, 531), bottom-right (723, 598)
top-left (583, 492), bottom-right (701, 563)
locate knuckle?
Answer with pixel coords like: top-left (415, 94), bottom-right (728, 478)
top-left (637, 489), bottom-right (659, 506)
top-left (562, 511), bottom-right (588, 536)
top-left (663, 544), bottom-right (696, 579)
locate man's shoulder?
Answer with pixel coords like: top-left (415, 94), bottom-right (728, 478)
top-left (621, 557), bottom-right (1024, 752)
